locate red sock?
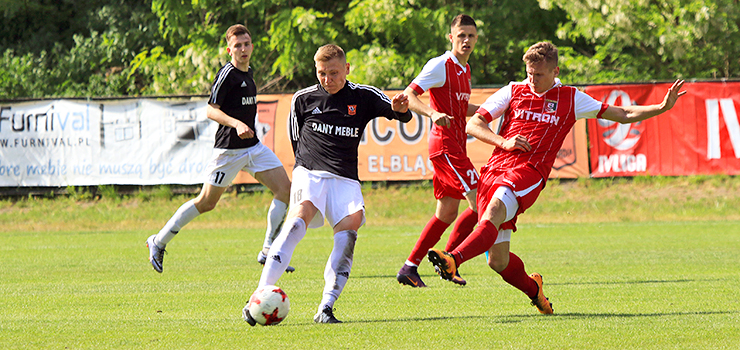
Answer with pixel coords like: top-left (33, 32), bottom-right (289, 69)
top-left (450, 220), bottom-right (498, 266)
top-left (445, 208), bottom-right (478, 252)
top-left (498, 252), bottom-right (538, 298)
top-left (407, 216), bottom-right (450, 265)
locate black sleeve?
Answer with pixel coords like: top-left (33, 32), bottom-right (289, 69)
top-left (366, 86), bottom-right (411, 123)
top-left (288, 96), bottom-right (303, 154)
top-left (208, 65), bottom-right (231, 106)
top-left (394, 110), bottom-right (412, 123)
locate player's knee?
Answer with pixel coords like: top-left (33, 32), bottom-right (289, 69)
top-left (487, 253), bottom-right (508, 272)
top-left (275, 186), bottom-right (291, 204)
top-left (195, 200), bottom-right (217, 213)
top-left (436, 211), bottom-right (457, 224)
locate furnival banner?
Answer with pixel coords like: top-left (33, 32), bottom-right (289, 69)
top-left (586, 81), bottom-right (740, 177)
top-left (0, 98), bottom-right (221, 186)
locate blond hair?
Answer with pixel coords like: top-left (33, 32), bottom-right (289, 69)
top-left (314, 44), bottom-right (345, 63)
top-left (523, 41), bottom-right (558, 67)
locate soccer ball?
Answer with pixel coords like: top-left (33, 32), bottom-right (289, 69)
top-left (247, 285), bottom-right (290, 326)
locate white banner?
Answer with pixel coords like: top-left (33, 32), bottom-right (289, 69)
top-left (0, 98), bottom-right (217, 186)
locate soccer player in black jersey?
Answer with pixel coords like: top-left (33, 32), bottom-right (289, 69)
top-left (243, 44), bottom-right (411, 325)
top-left (146, 24), bottom-right (292, 274)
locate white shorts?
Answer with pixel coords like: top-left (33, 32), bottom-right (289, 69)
top-left (290, 166), bottom-right (366, 229)
top-left (204, 143), bottom-right (284, 187)
top-left (495, 229), bottom-right (512, 244)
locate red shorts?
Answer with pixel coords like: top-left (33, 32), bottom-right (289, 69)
top-left (430, 152), bottom-right (479, 200)
top-left (477, 164), bottom-right (544, 232)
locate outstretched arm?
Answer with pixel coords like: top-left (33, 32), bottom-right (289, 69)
top-left (601, 79), bottom-right (686, 123)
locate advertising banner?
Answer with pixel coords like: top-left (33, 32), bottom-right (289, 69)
top-left (0, 99), bottom-right (215, 186)
top-left (586, 81), bottom-right (740, 177)
top-left (1, 88), bottom-right (591, 187)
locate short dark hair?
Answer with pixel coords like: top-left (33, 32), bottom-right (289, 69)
top-left (314, 44), bottom-right (345, 63)
top-left (225, 24), bottom-right (251, 44)
top-left (523, 41), bottom-right (558, 67)
top-left (451, 14), bottom-right (476, 28)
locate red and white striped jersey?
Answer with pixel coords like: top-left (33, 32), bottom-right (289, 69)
top-left (476, 79), bottom-right (608, 179)
top-left (408, 51), bottom-right (471, 158)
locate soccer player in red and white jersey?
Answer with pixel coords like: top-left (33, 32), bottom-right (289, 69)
top-left (396, 14), bottom-right (482, 288)
top-left (428, 41), bottom-right (686, 313)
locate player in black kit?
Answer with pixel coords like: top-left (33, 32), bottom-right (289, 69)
top-left (243, 44), bottom-right (411, 325)
top-left (147, 24), bottom-right (292, 274)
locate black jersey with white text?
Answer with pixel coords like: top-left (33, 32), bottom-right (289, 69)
top-left (289, 82), bottom-right (411, 181)
top-left (208, 62), bottom-right (259, 149)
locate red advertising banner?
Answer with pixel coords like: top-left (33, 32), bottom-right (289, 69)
top-left (586, 81), bottom-right (740, 177)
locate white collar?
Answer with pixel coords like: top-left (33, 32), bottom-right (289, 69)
top-left (445, 51), bottom-right (467, 72)
top-left (522, 78), bottom-right (563, 96)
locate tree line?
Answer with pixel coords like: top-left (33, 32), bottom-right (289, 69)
top-left (1, 0), bottom-right (738, 99)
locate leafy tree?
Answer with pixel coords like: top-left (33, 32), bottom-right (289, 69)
top-left (539, 0), bottom-right (740, 82)
top-left (343, 0), bottom-right (568, 88)
top-left (0, 0), bottom-right (162, 98)
top-left (3, 0), bottom-right (738, 99)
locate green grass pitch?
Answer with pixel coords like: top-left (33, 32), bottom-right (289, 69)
top-left (1, 181), bottom-right (739, 349)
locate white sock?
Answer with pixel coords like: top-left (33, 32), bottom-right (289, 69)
top-left (405, 261), bottom-right (418, 267)
top-left (155, 199), bottom-right (200, 246)
top-left (258, 217), bottom-right (307, 287)
top-left (318, 230), bottom-right (357, 312)
top-left (262, 199), bottom-right (288, 251)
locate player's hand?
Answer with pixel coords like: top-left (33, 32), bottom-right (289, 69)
top-left (431, 111), bottom-right (453, 127)
top-left (661, 79), bottom-right (687, 111)
top-left (501, 134), bottom-right (531, 152)
top-left (392, 93), bottom-right (409, 113)
top-left (236, 123), bottom-right (255, 139)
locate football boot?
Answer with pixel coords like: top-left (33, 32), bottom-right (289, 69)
top-left (529, 273), bottom-right (554, 314)
top-left (396, 265), bottom-right (427, 288)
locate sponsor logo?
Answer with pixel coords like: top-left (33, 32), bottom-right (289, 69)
top-left (241, 96), bottom-right (256, 106)
top-left (600, 90), bottom-right (641, 151)
top-left (599, 119), bottom-right (642, 150)
top-left (311, 107), bottom-right (322, 114)
top-left (597, 89), bottom-right (647, 174)
top-left (598, 154), bottom-right (647, 173)
top-left (241, 81), bottom-right (247, 88)
top-left (513, 109), bottom-right (560, 125)
top-left (311, 122), bottom-right (360, 137)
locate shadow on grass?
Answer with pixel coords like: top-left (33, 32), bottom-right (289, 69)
top-left (503, 310), bottom-right (734, 320)
top-left (550, 278), bottom-right (723, 286)
top-left (352, 274), bottom-right (442, 279)
top-left (349, 315), bottom-right (490, 324)
top-left (280, 315), bottom-right (491, 326)
top-left (278, 310), bottom-right (735, 326)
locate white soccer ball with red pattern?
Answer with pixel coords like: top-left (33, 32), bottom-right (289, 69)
top-left (248, 285), bottom-right (290, 326)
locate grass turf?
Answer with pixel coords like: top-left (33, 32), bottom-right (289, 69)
top-left (1, 180), bottom-right (739, 349)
